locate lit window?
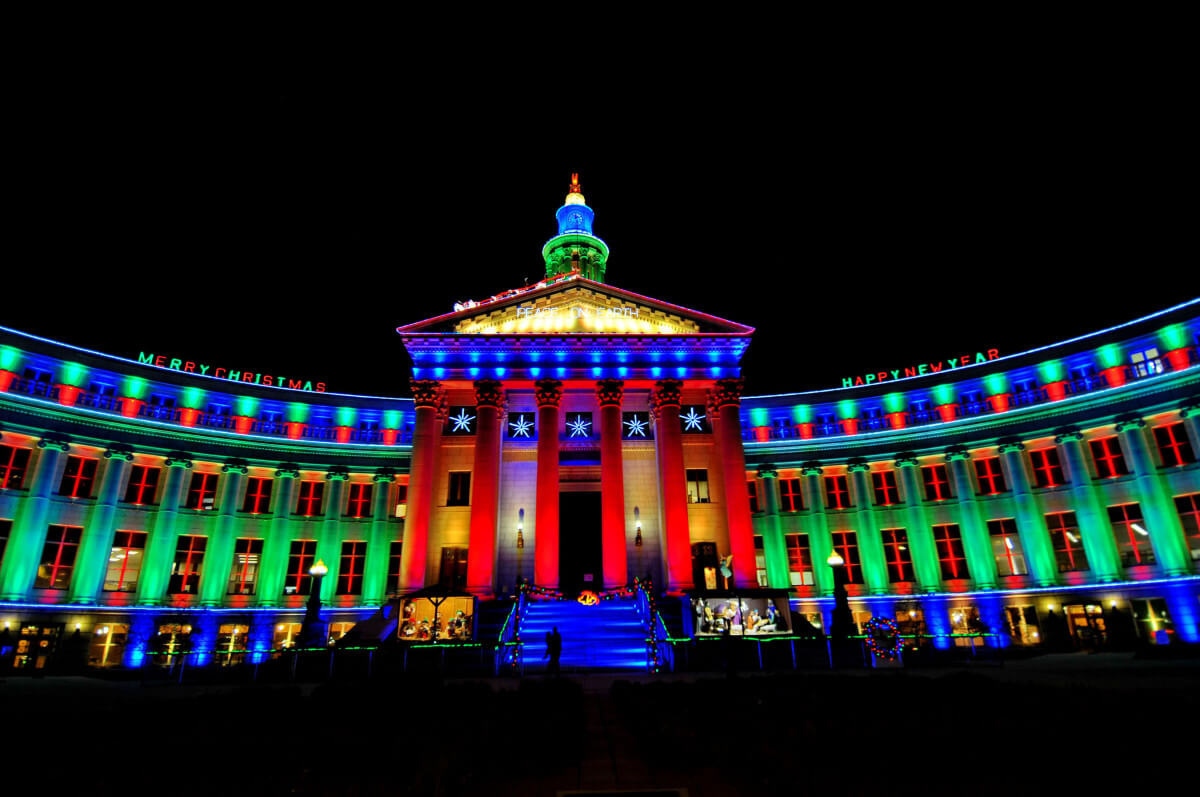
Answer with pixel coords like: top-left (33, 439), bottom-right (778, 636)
top-left (58, 456), bottom-right (98, 498)
top-left (785, 533), bottom-right (813, 586)
top-left (988, 519), bottom-right (1027, 576)
top-left (949, 606), bottom-right (984, 647)
top-left (1174, 494), bottom-right (1200, 561)
top-left (1154, 423), bottom-right (1195, 467)
top-left (88, 623), bottom-right (129, 667)
top-left (185, 472), bottom-right (219, 510)
top-left (386, 541), bottom-right (404, 594)
top-left (974, 457), bottom-right (1007, 495)
top-left (273, 623), bottom-right (303, 650)
top-left (347, 482), bottom-right (375, 518)
top-left (285, 540), bottom-right (317, 595)
top-left (824, 475), bottom-right (851, 509)
top-left (921, 465), bottom-right (953, 501)
top-left (103, 530), bottom-right (147, 592)
top-left (933, 524), bottom-right (968, 580)
top-left (1131, 598), bottom-right (1173, 643)
top-left (337, 540), bottom-right (366, 594)
top-left (297, 480), bottom-right (325, 516)
top-left (227, 538), bottom-right (263, 595)
top-left (1003, 606), bottom-right (1041, 646)
top-left (780, 478), bottom-right (804, 511)
top-left (168, 535), bottom-right (205, 594)
top-left (830, 530), bottom-right (862, 584)
top-left (881, 528), bottom-right (914, 582)
top-left (1130, 347), bottom-right (1163, 379)
top-left (123, 465), bottom-right (160, 505)
top-left (35, 525), bottom-right (82, 589)
top-left (0, 444), bottom-right (32, 489)
top-left (1108, 503), bottom-right (1154, 567)
top-left (753, 536), bottom-right (767, 587)
top-left (1029, 449), bottom-right (1065, 488)
top-left (446, 473), bottom-right (470, 508)
top-left (1046, 511), bottom-right (1089, 572)
top-left (215, 624), bottom-right (249, 666)
top-left (686, 470), bottom-right (710, 504)
top-left (152, 624), bottom-right (192, 666)
top-left (872, 471), bottom-right (899, 506)
top-left (1089, 437), bottom-right (1128, 478)
top-left (241, 477), bottom-right (273, 514)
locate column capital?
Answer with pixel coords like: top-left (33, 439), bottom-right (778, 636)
top-left (997, 439), bottom-right (1025, 455)
top-left (757, 465), bottom-right (779, 479)
top-left (708, 377), bottom-right (744, 409)
top-left (1180, 400), bottom-right (1200, 420)
top-left (473, 379), bottom-right (504, 409)
top-left (325, 466), bottom-right (351, 482)
top-left (37, 436), bottom-right (71, 452)
top-left (274, 464), bottom-right (301, 479)
top-left (650, 378), bottom-right (683, 410)
top-left (104, 445), bottom-right (136, 462)
top-left (800, 461), bottom-right (823, 477)
top-left (1053, 426), bottom-right (1084, 445)
top-left (410, 378), bottom-right (445, 409)
top-left (894, 453), bottom-right (919, 468)
top-left (846, 458), bottom-right (870, 474)
top-left (944, 445), bottom-right (971, 462)
top-left (595, 379), bottom-right (624, 407)
top-left (1115, 416), bottom-right (1146, 434)
top-left (372, 468), bottom-right (396, 484)
top-left (163, 452), bottom-right (193, 469)
top-left (534, 379), bottom-right (564, 408)
top-left (221, 459), bottom-right (250, 475)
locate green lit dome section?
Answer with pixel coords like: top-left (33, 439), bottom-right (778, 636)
top-left (543, 173), bottom-right (609, 282)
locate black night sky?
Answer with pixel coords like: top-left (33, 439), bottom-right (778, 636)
top-left (4, 55), bottom-right (1195, 398)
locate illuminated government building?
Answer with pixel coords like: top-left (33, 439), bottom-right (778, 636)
top-left (1, 177), bottom-right (1198, 671)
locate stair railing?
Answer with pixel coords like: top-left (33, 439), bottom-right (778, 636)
top-left (633, 578), bottom-right (674, 673)
top-left (495, 587), bottom-right (528, 675)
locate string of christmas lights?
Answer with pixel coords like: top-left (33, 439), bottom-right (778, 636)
top-left (863, 616), bottom-right (902, 660)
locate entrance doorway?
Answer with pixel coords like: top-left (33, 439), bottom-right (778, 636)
top-left (559, 491), bottom-right (602, 596)
top-left (439, 547), bottom-right (468, 589)
top-left (1064, 603), bottom-right (1107, 649)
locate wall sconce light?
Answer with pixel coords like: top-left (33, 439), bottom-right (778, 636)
top-left (516, 507), bottom-right (525, 549)
top-left (634, 506), bottom-right (642, 547)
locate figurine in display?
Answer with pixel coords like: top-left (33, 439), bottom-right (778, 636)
top-left (694, 599), bottom-right (708, 633)
top-left (418, 619), bottom-right (431, 640)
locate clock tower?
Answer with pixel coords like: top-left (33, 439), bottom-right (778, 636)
top-left (542, 173), bottom-right (610, 282)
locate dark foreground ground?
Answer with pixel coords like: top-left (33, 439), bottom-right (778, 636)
top-left (2, 653), bottom-right (1197, 796)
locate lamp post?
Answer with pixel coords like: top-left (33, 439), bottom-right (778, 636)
top-left (827, 551), bottom-right (853, 640)
top-left (634, 505), bottom-right (643, 584)
top-left (515, 508), bottom-right (525, 592)
top-left (299, 559), bottom-right (329, 649)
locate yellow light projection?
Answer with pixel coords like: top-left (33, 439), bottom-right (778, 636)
top-left (455, 289), bottom-right (699, 335)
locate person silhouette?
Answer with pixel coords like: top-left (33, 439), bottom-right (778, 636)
top-left (544, 625), bottom-right (563, 676)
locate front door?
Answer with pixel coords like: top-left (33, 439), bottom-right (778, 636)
top-left (1064, 604), bottom-right (1107, 649)
top-left (559, 491), bottom-right (602, 596)
top-left (439, 547), bottom-right (468, 589)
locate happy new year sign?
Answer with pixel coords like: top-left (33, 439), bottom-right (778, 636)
top-left (842, 349), bottom-right (1000, 387)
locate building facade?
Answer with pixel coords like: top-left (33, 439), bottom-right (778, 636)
top-left (1, 178), bottom-right (1198, 669)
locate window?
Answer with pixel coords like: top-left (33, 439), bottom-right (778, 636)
top-left (152, 624), bottom-right (192, 665)
top-left (285, 540), bottom-right (317, 595)
top-left (1003, 606), bottom-right (1041, 646)
top-left (872, 471), bottom-right (899, 506)
top-left (1131, 598), bottom-right (1173, 643)
top-left (88, 623), bottom-right (129, 667)
top-left (169, 536), bottom-right (206, 594)
top-left (1130, 347), bottom-right (1163, 379)
top-left (103, 530), bottom-right (147, 592)
top-left (830, 530), bottom-right (862, 584)
top-left (1046, 511), bottom-right (1089, 572)
top-left (274, 623), bottom-right (303, 650)
top-left (446, 472), bottom-right (470, 507)
top-left (58, 456), bottom-right (98, 498)
top-left (386, 541), bottom-right (404, 594)
top-left (785, 533), bottom-right (814, 586)
top-left (215, 624), bottom-right (249, 666)
top-left (1029, 449), bottom-right (1065, 488)
top-left (988, 519), bottom-right (1028, 576)
top-left (347, 482), bottom-right (374, 517)
top-left (686, 470), bottom-right (710, 504)
top-left (337, 540), bottom-right (366, 594)
top-left (933, 524), bottom-right (968, 580)
top-left (21, 367), bottom-right (53, 396)
top-left (241, 477), bottom-right (273, 514)
top-left (185, 472), bottom-right (219, 510)
top-left (1109, 503), bottom-right (1154, 566)
top-left (974, 457), bottom-right (1007, 495)
top-left (824, 475), bottom-right (852, 509)
top-left (123, 465), bottom-right (160, 505)
top-left (909, 400), bottom-right (933, 424)
top-left (297, 480), bottom-right (325, 516)
top-left (438, 546), bottom-right (468, 588)
top-left (1175, 494), bottom-right (1200, 561)
top-left (1013, 378), bottom-right (1040, 406)
top-left (1089, 437), bottom-right (1128, 478)
top-left (0, 444), bottom-right (31, 489)
top-left (1154, 423), bottom-right (1195, 467)
top-left (748, 481), bottom-right (759, 513)
top-left (921, 464), bottom-right (952, 501)
top-left (35, 525), bottom-right (82, 589)
top-left (881, 528), bottom-right (914, 583)
top-left (227, 538), bottom-right (263, 595)
top-left (0, 519), bottom-right (10, 564)
top-left (753, 536), bottom-right (767, 587)
top-left (780, 478), bottom-right (804, 512)
top-left (949, 606), bottom-right (984, 646)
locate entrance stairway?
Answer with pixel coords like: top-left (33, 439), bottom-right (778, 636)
top-left (520, 598), bottom-right (648, 671)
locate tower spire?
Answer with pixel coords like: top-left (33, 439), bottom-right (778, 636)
top-left (543, 173), bottom-right (609, 282)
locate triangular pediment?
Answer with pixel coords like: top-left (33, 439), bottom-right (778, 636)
top-left (397, 276), bottom-right (753, 336)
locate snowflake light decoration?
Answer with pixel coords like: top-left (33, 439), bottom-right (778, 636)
top-left (509, 415), bottom-right (533, 438)
top-left (681, 407), bottom-right (706, 431)
top-left (567, 416), bottom-right (592, 437)
top-left (449, 408), bottom-right (475, 433)
top-left (624, 415), bottom-right (649, 437)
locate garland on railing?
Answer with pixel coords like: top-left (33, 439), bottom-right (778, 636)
top-left (634, 577), bottom-right (663, 672)
top-left (518, 582), bottom-right (637, 602)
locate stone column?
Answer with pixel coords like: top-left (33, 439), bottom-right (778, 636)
top-left (597, 379), bottom-right (629, 589)
top-left (847, 460), bottom-right (888, 594)
top-left (319, 468), bottom-right (349, 602)
top-left (137, 454), bottom-right (193, 604)
top-left (198, 459), bottom-right (248, 606)
top-left (0, 437), bottom-right (70, 600)
top-left (1053, 428), bottom-right (1122, 581)
top-left (652, 379), bottom-right (693, 591)
top-left (399, 379), bottom-right (443, 591)
top-left (945, 447), bottom-right (998, 589)
top-left (800, 464), bottom-right (834, 595)
top-left (466, 379), bottom-right (503, 596)
top-left (710, 378), bottom-right (757, 590)
top-left (757, 466), bottom-right (790, 589)
top-left (997, 441), bottom-right (1058, 586)
top-left (893, 455), bottom-right (943, 592)
top-left (533, 379), bottom-right (564, 589)
top-left (255, 464), bottom-right (299, 606)
top-left (69, 446), bottom-right (135, 604)
top-left (1116, 417), bottom-right (1191, 575)
top-left (362, 469), bottom-right (396, 605)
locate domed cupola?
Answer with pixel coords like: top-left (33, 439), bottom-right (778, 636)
top-left (542, 173), bottom-right (610, 282)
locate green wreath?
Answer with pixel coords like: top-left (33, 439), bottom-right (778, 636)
top-left (864, 616), bottom-right (902, 660)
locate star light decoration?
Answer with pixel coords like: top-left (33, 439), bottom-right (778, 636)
top-left (681, 407), bottom-right (706, 431)
top-left (509, 414), bottom-right (533, 438)
top-left (449, 408), bottom-right (475, 433)
top-left (624, 415), bottom-right (649, 437)
top-left (567, 415), bottom-right (592, 438)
